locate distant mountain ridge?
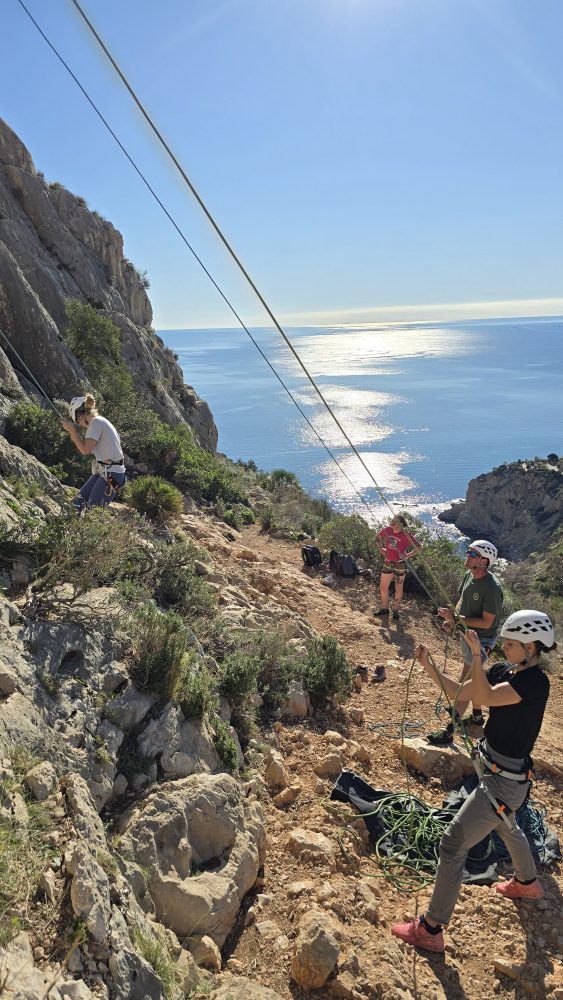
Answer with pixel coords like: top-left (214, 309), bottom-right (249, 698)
top-left (0, 116), bottom-right (217, 451)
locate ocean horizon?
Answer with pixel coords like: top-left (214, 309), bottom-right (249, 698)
top-left (160, 316), bottom-right (563, 526)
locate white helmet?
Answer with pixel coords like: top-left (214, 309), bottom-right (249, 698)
top-left (69, 396), bottom-right (87, 421)
top-left (500, 610), bottom-right (555, 648)
top-left (468, 539), bottom-right (498, 566)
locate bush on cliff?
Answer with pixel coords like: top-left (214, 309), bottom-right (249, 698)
top-left (124, 476), bottom-right (184, 524)
top-left (5, 400), bottom-right (86, 486)
top-left (318, 513), bottom-right (379, 563)
top-left (256, 470), bottom-right (332, 538)
top-left (178, 660), bottom-right (217, 719)
top-left (150, 538), bottom-right (216, 626)
top-left (31, 509), bottom-right (154, 605)
top-left (129, 604), bottom-right (190, 699)
top-left (302, 634), bottom-right (352, 708)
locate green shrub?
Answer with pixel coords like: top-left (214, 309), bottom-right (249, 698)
top-left (302, 634), bottom-right (352, 708)
top-left (212, 718), bottom-right (239, 772)
top-left (318, 514), bottom-right (379, 562)
top-left (268, 468), bottom-right (301, 489)
top-left (129, 605), bottom-right (190, 699)
top-left (406, 525), bottom-right (465, 605)
top-left (218, 649), bottom-right (261, 705)
top-left (216, 501), bottom-right (255, 530)
top-left (175, 447), bottom-right (248, 504)
top-left (31, 509), bottom-right (154, 605)
top-left (179, 662), bottom-right (217, 719)
top-left (64, 299), bottom-right (122, 371)
top-left (244, 631), bottom-right (301, 717)
top-left (124, 476), bottom-right (184, 524)
top-left (151, 539), bottom-right (216, 625)
top-left (5, 400), bottom-right (86, 487)
top-left (143, 422), bottom-right (194, 479)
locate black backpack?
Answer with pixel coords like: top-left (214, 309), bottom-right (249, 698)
top-left (302, 544), bottom-right (322, 567)
top-left (329, 550), bottom-right (359, 577)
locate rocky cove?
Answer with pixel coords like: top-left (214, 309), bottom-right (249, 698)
top-left (0, 117), bottom-right (562, 1000)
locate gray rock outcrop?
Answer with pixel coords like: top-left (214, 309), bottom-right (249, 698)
top-left (439, 460), bottom-right (563, 559)
top-left (0, 116), bottom-right (217, 451)
top-left (117, 772), bottom-right (266, 946)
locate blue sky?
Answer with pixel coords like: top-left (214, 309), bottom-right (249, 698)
top-left (2, 0), bottom-right (563, 328)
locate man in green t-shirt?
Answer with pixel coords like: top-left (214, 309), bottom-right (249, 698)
top-left (428, 539), bottom-right (503, 745)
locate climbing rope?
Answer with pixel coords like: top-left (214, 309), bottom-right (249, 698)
top-left (0, 324), bottom-right (62, 418)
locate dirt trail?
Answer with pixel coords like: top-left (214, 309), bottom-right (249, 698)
top-left (185, 516), bottom-right (563, 1000)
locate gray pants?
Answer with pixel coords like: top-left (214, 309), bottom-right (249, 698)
top-left (427, 744), bottom-right (537, 926)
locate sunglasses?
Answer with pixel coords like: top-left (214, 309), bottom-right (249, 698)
top-left (466, 549), bottom-right (481, 558)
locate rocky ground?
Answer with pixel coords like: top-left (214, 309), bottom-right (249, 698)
top-left (187, 518), bottom-right (563, 1000)
top-left (1, 504), bottom-right (562, 1000)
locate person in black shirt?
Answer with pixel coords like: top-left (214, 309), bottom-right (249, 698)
top-left (391, 609), bottom-right (556, 954)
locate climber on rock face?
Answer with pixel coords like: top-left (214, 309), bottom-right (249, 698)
top-left (61, 393), bottom-right (126, 514)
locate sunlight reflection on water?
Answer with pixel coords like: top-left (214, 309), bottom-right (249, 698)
top-left (166, 318), bottom-right (563, 526)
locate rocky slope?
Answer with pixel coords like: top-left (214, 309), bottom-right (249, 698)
top-left (439, 457), bottom-right (563, 559)
top-left (0, 117), bottom-right (217, 450)
top-left (0, 437), bottom-right (561, 1000)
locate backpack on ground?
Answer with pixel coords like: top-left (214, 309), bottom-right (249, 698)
top-left (302, 544), bottom-right (323, 567)
top-left (329, 549), bottom-right (359, 577)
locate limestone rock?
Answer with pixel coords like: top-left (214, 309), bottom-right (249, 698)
top-left (439, 461), bottom-right (563, 559)
top-left (0, 115), bottom-right (217, 448)
top-left (209, 976), bottom-right (284, 1000)
top-left (117, 773), bottom-right (266, 946)
top-left (395, 737), bottom-right (475, 781)
top-left (264, 749), bottom-right (291, 790)
top-left (0, 930), bottom-right (64, 997)
top-left (273, 784), bottom-right (301, 808)
top-left (138, 702), bottom-right (221, 775)
top-left (291, 911), bottom-right (341, 990)
top-left (70, 846), bottom-right (111, 943)
top-left (279, 680), bottom-right (309, 720)
top-left (108, 907), bottom-right (165, 1000)
top-left (24, 760), bottom-right (58, 801)
top-left (314, 752), bottom-right (346, 778)
top-left (288, 828), bottom-right (335, 863)
top-left (493, 958), bottom-right (523, 980)
top-left (64, 773), bottom-right (107, 851)
top-left (188, 935), bottom-right (222, 971)
top-left (59, 982), bottom-right (95, 999)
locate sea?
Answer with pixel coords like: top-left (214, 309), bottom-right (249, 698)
top-left (160, 317), bottom-right (563, 528)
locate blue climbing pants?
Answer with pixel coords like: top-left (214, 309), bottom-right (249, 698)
top-left (73, 472), bottom-right (126, 515)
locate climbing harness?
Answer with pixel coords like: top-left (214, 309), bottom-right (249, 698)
top-left (475, 740), bottom-right (534, 783)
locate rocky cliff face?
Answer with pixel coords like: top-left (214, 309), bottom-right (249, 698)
top-left (0, 117), bottom-right (217, 451)
top-left (439, 458), bottom-right (563, 559)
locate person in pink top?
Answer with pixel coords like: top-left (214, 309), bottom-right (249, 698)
top-left (374, 515), bottom-right (419, 620)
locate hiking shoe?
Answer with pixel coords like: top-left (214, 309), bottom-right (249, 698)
top-left (374, 607), bottom-right (389, 617)
top-left (372, 665), bottom-right (387, 683)
top-left (495, 877), bottom-right (545, 900)
top-left (390, 916), bottom-right (445, 953)
top-left (392, 610), bottom-right (400, 620)
top-left (355, 665), bottom-right (369, 679)
top-left (427, 724), bottom-right (454, 746)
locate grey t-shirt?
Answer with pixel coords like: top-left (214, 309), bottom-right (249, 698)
top-left (86, 416), bottom-right (124, 470)
top-left (457, 570), bottom-right (503, 641)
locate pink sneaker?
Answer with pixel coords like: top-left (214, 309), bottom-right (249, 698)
top-left (495, 877), bottom-right (545, 900)
top-left (390, 916), bottom-right (445, 953)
